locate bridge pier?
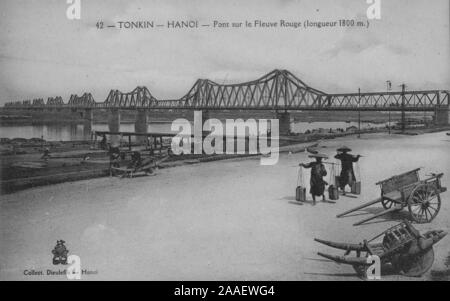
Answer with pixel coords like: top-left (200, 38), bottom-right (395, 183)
top-left (108, 109), bottom-right (121, 133)
top-left (83, 109), bottom-right (93, 137)
top-left (135, 109), bottom-right (148, 144)
top-left (275, 111), bottom-right (292, 135)
top-left (191, 110), bottom-right (211, 154)
top-left (193, 110), bottom-right (211, 136)
top-left (434, 107), bottom-right (449, 126)
top-left (202, 110), bottom-right (210, 136)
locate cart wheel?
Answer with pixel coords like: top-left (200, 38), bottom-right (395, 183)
top-left (408, 183), bottom-right (441, 224)
top-left (400, 248), bottom-right (435, 277)
top-left (381, 199), bottom-right (395, 209)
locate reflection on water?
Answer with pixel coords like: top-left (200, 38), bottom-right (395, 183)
top-left (0, 123), bottom-right (172, 141)
top-left (0, 124), bottom-right (91, 141)
top-left (0, 121), bottom-right (389, 141)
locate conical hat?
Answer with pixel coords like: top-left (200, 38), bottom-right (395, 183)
top-left (337, 146), bottom-right (352, 152)
top-left (308, 153), bottom-right (328, 159)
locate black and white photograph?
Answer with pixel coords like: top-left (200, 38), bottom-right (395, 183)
top-left (0, 0), bottom-right (449, 288)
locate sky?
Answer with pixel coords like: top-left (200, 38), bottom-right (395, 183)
top-left (0, 0), bottom-right (449, 105)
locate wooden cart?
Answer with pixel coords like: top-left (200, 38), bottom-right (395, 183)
top-left (315, 221), bottom-right (447, 277)
top-left (337, 168), bottom-right (446, 226)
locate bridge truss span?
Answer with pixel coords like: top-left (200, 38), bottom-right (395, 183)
top-left (179, 69), bottom-right (328, 110)
top-left (326, 90), bottom-right (450, 111)
top-left (3, 70), bottom-right (449, 111)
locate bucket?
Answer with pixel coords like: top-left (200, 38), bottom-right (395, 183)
top-left (351, 181), bottom-right (361, 195)
top-left (296, 167), bottom-right (307, 202)
top-left (296, 186), bottom-right (307, 202)
top-left (328, 185), bottom-right (339, 200)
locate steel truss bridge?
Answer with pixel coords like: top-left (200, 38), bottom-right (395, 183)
top-left (3, 70), bottom-right (449, 111)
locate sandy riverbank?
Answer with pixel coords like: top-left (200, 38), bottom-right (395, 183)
top-left (1, 131), bottom-right (449, 280)
top-left (3, 126), bottom-right (448, 194)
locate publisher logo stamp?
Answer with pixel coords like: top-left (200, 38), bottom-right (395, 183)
top-left (22, 240), bottom-right (98, 280)
top-left (51, 239), bottom-right (69, 265)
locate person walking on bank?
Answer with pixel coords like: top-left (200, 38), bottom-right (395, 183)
top-left (334, 146), bottom-right (361, 195)
top-left (300, 153), bottom-right (328, 205)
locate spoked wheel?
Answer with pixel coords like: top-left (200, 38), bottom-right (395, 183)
top-left (408, 184), bottom-right (441, 223)
top-left (399, 248), bottom-right (435, 277)
top-left (381, 199), bottom-right (395, 209)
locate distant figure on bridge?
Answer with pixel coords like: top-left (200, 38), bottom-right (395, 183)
top-left (334, 146), bottom-right (361, 195)
top-left (300, 153), bottom-right (328, 205)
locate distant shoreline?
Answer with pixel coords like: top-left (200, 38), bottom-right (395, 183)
top-left (0, 119), bottom-right (391, 126)
top-left (0, 108), bottom-right (433, 126)
top-left (0, 120), bottom-right (173, 126)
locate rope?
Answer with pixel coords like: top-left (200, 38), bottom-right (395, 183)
top-left (355, 160), bottom-right (361, 181)
top-left (297, 166), bottom-right (304, 187)
top-left (326, 162), bottom-right (341, 186)
top-left (329, 164), bottom-right (335, 186)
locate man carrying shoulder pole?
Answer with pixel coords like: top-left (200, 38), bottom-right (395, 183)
top-left (334, 146), bottom-right (361, 195)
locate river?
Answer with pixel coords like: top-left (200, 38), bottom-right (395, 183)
top-left (0, 121), bottom-right (390, 141)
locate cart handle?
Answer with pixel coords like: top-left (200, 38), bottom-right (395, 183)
top-left (423, 173), bottom-right (444, 181)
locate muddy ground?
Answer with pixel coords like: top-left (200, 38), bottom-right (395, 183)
top-left (0, 131), bottom-right (449, 280)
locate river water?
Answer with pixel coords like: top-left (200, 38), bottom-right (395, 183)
top-left (0, 121), bottom-right (390, 141)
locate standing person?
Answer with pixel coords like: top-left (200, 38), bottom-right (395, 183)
top-left (109, 135), bottom-right (121, 168)
top-left (334, 146), bottom-right (361, 195)
top-left (41, 147), bottom-right (51, 162)
top-left (109, 146), bottom-right (121, 168)
top-left (100, 134), bottom-right (107, 150)
top-left (128, 151), bottom-right (142, 169)
top-left (300, 153), bottom-right (328, 205)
